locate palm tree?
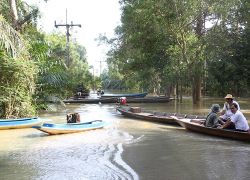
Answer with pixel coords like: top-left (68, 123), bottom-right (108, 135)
top-left (0, 15), bottom-right (26, 57)
top-left (0, 15), bottom-right (37, 118)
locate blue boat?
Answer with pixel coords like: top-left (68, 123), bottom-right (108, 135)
top-left (33, 120), bottom-right (107, 135)
top-left (0, 117), bottom-right (43, 130)
top-left (101, 92), bottom-right (148, 98)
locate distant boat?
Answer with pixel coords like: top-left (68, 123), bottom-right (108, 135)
top-left (101, 92), bottom-right (148, 98)
top-left (0, 117), bottom-right (43, 130)
top-left (33, 120), bottom-right (107, 135)
top-left (64, 97), bottom-right (117, 104)
top-left (64, 96), bottom-right (171, 104)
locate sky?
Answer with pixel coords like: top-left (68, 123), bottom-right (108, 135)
top-left (25, 0), bottom-right (121, 75)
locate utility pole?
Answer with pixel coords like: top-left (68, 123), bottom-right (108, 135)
top-left (96, 60), bottom-right (106, 76)
top-left (89, 65), bottom-right (95, 92)
top-left (54, 9), bottom-right (81, 68)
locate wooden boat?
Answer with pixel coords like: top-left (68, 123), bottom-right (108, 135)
top-left (175, 118), bottom-right (250, 142)
top-left (32, 120), bottom-right (106, 135)
top-left (116, 106), bottom-right (205, 125)
top-left (73, 92), bottom-right (90, 99)
top-left (126, 96), bottom-right (171, 103)
top-left (0, 117), bottom-right (43, 130)
top-left (101, 92), bottom-right (148, 98)
top-left (64, 96), bottom-right (171, 104)
top-left (64, 97), bottom-right (117, 104)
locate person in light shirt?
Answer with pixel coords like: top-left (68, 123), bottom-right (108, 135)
top-left (219, 103), bottom-right (249, 132)
top-left (219, 94), bottom-right (240, 122)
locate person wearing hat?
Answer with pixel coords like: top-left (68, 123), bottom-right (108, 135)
top-left (219, 94), bottom-right (240, 122)
top-left (204, 104), bottom-right (221, 128)
top-left (218, 103), bottom-right (249, 132)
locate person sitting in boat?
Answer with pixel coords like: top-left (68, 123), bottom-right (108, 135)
top-left (117, 97), bottom-right (127, 105)
top-left (204, 104), bottom-right (221, 128)
top-left (97, 89), bottom-right (101, 96)
top-left (67, 113), bottom-right (81, 123)
top-left (218, 103), bottom-right (249, 132)
top-left (219, 94), bottom-right (240, 122)
top-left (97, 90), bottom-right (104, 96)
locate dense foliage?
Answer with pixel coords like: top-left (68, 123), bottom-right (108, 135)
top-left (0, 13), bottom-right (37, 118)
top-left (0, 49), bottom-right (37, 118)
top-left (0, 1), bottom-right (91, 118)
top-left (103, 0), bottom-right (250, 102)
top-left (0, 0), bottom-right (249, 117)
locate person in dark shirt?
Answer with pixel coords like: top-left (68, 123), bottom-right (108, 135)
top-left (204, 104), bottom-right (221, 128)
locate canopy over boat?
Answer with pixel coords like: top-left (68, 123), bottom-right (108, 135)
top-left (33, 120), bottom-right (107, 135)
top-left (0, 117), bottom-right (43, 130)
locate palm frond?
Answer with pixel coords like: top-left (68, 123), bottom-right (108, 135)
top-left (0, 16), bottom-right (26, 57)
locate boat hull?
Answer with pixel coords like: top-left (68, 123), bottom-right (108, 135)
top-left (64, 96), bottom-right (171, 104)
top-left (116, 106), bottom-right (204, 125)
top-left (176, 118), bottom-right (250, 141)
top-left (64, 97), bottom-right (117, 104)
top-left (0, 117), bottom-right (42, 130)
top-left (33, 120), bottom-right (106, 135)
top-left (101, 92), bottom-right (148, 98)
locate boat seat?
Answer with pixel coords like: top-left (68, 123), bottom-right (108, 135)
top-left (155, 112), bottom-right (163, 116)
top-left (130, 107), bottom-right (141, 113)
top-left (186, 115), bottom-right (198, 119)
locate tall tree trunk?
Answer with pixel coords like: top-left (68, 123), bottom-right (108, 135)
top-left (192, 11), bottom-right (205, 104)
top-left (180, 77), bottom-right (183, 103)
top-left (192, 74), bottom-right (201, 104)
top-left (9, 0), bottom-right (18, 27)
top-left (176, 80), bottom-right (179, 100)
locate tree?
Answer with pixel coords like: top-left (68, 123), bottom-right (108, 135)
top-left (0, 16), bottom-right (37, 118)
top-left (205, 0), bottom-right (250, 96)
top-left (105, 0), bottom-right (250, 102)
top-left (28, 32), bottom-right (90, 103)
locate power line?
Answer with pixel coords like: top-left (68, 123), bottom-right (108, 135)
top-left (54, 9), bottom-right (81, 67)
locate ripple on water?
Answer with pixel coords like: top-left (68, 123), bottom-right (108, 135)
top-left (17, 127), bottom-right (139, 180)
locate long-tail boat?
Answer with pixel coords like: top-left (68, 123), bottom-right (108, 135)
top-left (175, 117), bottom-right (250, 142)
top-left (116, 106), bottom-right (205, 125)
top-left (101, 92), bottom-right (148, 98)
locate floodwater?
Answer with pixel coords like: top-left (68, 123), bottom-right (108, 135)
top-left (1, 97), bottom-right (250, 180)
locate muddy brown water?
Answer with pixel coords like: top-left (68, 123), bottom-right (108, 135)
top-left (0, 97), bottom-right (250, 180)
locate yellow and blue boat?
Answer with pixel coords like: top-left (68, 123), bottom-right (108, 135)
top-left (33, 120), bottom-right (107, 135)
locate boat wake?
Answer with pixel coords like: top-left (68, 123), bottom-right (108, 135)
top-left (19, 127), bottom-right (140, 180)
